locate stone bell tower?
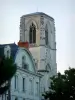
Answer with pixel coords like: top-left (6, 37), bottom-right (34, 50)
top-left (20, 12), bottom-right (57, 92)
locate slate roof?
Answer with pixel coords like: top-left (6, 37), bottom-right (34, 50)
top-left (0, 43), bottom-right (18, 58)
top-left (21, 12), bottom-right (54, 21)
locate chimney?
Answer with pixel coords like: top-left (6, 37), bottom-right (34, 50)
top-left (18, 41), bottom-right (29, 49)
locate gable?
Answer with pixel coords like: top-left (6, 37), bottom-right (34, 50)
top-left (15, 48), bottom-right (35, 73)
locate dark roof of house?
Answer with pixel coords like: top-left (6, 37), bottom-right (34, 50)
top-left (21, 12), bottom-right (54, 21)
top-left (0, 43), bottom-right (18, 58)
top-left (0, 46), bottom-right (4, 57)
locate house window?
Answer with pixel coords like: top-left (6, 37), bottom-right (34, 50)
top-left (35, 62), bottom-right (38, 69)
top-left (44, 87), bottom-right (45, 92)
top-left (14, 75), bottom-right (18, 90)
top-left (15, 97), bottom-right (18, 100)
top-left (29, 23), bottom-right (36, 44)
top-left (29, 79), bottom-right (33, 94)
top-left (22, 78), bottom-right (25, 92)
top-left (22, 56), bottom-right (25, 67)
top-left (36, 82), bottom-right (39, 95)
top-left (7, 50), bottom-right (10, 58)
top-left (45, 24), bottom-right (48, 45)
top-left (22, 56), bottom-right (25, 68)
top-left (22, 56), bottom-right (28, 70)
top-left (7, 96), bottom-right (8, 100)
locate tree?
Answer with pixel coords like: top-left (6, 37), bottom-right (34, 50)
top-left (43, 68), bottom-right (75, 100)
top-left (0, 57), bottom-right (17, 94)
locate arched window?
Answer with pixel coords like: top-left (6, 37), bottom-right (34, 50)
top-left (46, 64), bottom-right (51, 71)
top-left (7, 50), bottom-right (10, 58)
top-left (22, 56), bottom-right (28, 70)
top-left (45, 24), bottom-right (48, 45)
top-left (29, 23), bottom-right (36, 43)
top-left (22, 56), bottom-right (26, 68)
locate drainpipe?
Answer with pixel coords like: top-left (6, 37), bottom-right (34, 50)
top-left (39, 76), bottom-right (41, 100)
top-left (8, 80), bottom-right (11, 100)
top-left (2, 94), bottom-right (3, 100)
top-left (5, 91), bottom-right (6, 100)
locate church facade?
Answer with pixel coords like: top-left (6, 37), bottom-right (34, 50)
top-left (20, 12), bottom-right (57, 92)
top-left (0, 12), bottom-right (57, 100)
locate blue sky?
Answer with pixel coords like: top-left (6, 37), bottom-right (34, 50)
top-left (0, 0), bottom-right (75, 73)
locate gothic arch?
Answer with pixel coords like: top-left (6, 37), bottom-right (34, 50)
top-left (45, 21), bottom-right (51, 45)
top-left (25, 19), bottom-right (38, 30)
top-left (25, 19), bottom-right (38, 43)
top-left (45, 24), bottom-right (48, 45)
top-left (46, 63), bottom-right (51, 72)
top-left (29, 22), bottom-right (36, 43)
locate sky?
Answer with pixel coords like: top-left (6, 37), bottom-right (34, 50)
top-left (0, 0), bottom-right (75, 73)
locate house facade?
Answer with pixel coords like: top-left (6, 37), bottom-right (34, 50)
top-left (0, 43), bottom-right (42, 100)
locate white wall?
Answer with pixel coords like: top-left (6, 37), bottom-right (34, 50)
top-left (1, 46), bottom-right (41, 100)
top-left (11, 68), bottom-right (40, 100)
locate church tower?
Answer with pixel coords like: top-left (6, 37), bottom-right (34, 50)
top-left (20, 12), bottom-right (57, 92)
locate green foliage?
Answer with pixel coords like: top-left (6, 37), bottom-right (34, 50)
top-left (0, 57), bottom-right (17, 94)
top-left (43, 68), bottom-right (75, 100)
